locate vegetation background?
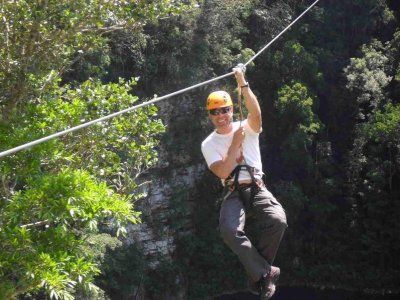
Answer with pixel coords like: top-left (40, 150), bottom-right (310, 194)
top-left (0, 0), bottom-right (399, 299)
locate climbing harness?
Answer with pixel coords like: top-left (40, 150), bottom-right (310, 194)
top-left (225, 165), bottom-right (263, 191)
top-left (222, 164), bottom-right (264, 212)
top-left (0, 0), bottom-right (321, 159)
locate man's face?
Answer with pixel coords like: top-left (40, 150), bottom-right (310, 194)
top-left (208, 106), bottom-right (233, 133)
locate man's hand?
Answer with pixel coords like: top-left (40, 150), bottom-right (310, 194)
top-left (233, 65), bottom-right (247, 87)
top-left (209, 126), bottom-right (245, 179)
top-left (232, 126), bottom-right (245, 149)
top-left (233, 63), bottom-right (246, 73)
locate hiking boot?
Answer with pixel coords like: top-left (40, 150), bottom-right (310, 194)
top-left (260, 266), bottom-right (280, 300)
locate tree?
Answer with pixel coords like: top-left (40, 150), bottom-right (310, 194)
top-left (345, 103), bottom-right (400, 290)
top-left (344, 30), bottom-right (400, 290)
top-left (0, 169), bottom-right (136, 299)
top-left (275, 81), bottom-right (321, 180)
top-left (0, 0), bottom-right (190, 298)
top-left (0, 0), bottom-right (190, 117)
top-left (0, 77), bottom-right (166, 299)
top-left (344, 39), bottom-right (393, 120)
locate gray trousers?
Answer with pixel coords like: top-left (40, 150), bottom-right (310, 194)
top-left (219, 185), bottom-right (287, 282)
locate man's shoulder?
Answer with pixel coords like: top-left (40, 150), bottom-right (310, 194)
top-left (201, 131), bottom-right (216, 147)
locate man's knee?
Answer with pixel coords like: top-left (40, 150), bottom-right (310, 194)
top-left (266, 213), bottom-right (288, 233)
top-left (277, 217), bottom-right (288, 232)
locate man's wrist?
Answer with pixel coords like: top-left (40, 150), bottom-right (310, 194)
top-left (240, 82), bottom-right (249, 88)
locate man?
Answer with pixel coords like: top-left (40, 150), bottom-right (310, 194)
top-left (201, 66), bottom-right (287, 299)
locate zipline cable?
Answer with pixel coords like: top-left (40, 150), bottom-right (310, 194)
top-left (0, 0), bottom-right (320, 159)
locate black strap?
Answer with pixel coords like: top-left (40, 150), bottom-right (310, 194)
top-left (226, 164), bottom-right (261, 210)
top-left (227, 164), bottom-right (259, 190)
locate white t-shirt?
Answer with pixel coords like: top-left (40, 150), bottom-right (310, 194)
top-left (201, 120), bottom-right (263, 184)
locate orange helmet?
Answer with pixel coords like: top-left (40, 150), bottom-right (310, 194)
top-left (206, 91), bottom-right (233, 110)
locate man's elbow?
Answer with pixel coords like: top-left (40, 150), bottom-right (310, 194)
top-left (253, 112), bottom-right (262, 123)
top-left (210, 164), bottom-right (230, 180)
top-left (212, 169), bottom-right (229, 180)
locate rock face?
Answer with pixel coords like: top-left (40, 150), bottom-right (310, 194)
top-left (126, 89), bottom-right (211, 267)
top-left (125, 163), bottom-right (206, 266)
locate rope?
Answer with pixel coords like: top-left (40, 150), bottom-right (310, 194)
top-left (236, 83), bottom-right (245, 164)
top-left (0, 0), bottom-right (320, 159)
top-left (237, 84), bottom-right (244, 125)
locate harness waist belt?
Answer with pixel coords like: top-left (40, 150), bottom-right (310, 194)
top-left (225, 178), bottom-right (264, 188)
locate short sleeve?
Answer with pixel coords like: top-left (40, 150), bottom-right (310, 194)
top-left (201, 140), bottom-right (222, 167)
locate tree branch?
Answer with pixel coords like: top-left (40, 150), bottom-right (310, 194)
top-left (20, 219), bottom-right (49, 228)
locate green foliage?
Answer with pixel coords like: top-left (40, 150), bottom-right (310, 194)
top-left (144, 257), bottom-right (182, 299)
top-left (346, 114), bottom-right (400, 289)
top-left (96, 241), bottom-right (183, 300)
top-left (0, 0), bottom-right (191, 113)
top-left (0, 77), bottom-right (165, 193)
top-left (365, 103), bottom-right (400, 142)
top-left (0, 169), bottom-right (137, 300)
top-left (16, 168), bottom-right (136, 228)
top-left (169, 176), bottom-right (246, 298)
top-left (265, 40), bottom-right (322, 90)
top-left (196, 0), bottom-right (254, 72)
top-left (344, 39), bottom-right (392, 118)
top-left (356, 103), bottom-right (400, 260)
top-left (0, 1), bottom-right (189, 299)
top-left (272, 181), bottom-right (309, 283)
top-left (275, 181), bottom-right (309, 223)
top-left (275, 81), bottom-right (321, 178)
top-left (96, 243), bottom-right (147, 299)
top-left (0, 76), bottom-right (165, 298)
top-left (342, 25), bottom-right (400, 293)
top-left (178, 231), bottom-right (245, 298)
top-left (277, 81), bottom-right (320, 132)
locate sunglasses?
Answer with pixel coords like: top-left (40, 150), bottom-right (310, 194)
top-left (209, 106), bottom-right (231, 116)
